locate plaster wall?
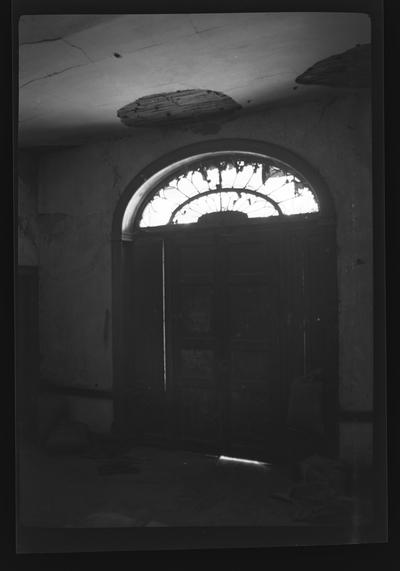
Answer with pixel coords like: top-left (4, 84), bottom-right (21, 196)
top-left (18, 151), bottom-right (39, 266)
top-left (36, 92), bottom-right (373, 446)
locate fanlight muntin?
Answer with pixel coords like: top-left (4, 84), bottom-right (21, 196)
top-left (124, 152), bottom-right (320, 232)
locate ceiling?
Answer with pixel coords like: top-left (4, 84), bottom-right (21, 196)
top-left (18, 13), bottom-right (371, 148)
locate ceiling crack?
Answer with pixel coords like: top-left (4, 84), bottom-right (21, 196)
top-left (198, 26), bottom-right (223, 33)
top-left (122, 41), bottom-right (166, 56)
top-left (61, 38), bottom-right (94, 63)
top-left (20, 35), bottom-right (94, 63)
top-left (20, 63), bottom-right (89, 89)
top-left (20, 37), bottom-right (63, 46)
top-left (318, 96), bottom-right (339, 122)
top-left (187, 16), bottom-right (200, 35)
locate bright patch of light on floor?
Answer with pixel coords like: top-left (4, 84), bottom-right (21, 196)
top-left (218, 455), bottom-right (271, 466)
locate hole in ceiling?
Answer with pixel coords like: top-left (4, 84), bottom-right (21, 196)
top-left (117, 89), bottom-right (242, 127)
top-left (295, 43), bottom-right (371, 88)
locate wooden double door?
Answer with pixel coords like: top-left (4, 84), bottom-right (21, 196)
top-left (122, 218), bottom-right (338, 462)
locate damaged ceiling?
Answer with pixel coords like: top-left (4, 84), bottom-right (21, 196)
top-left (296, 43), bottom-right (371, 88)
top-left (117, 89), bottom-right (242, 126)
top-left (18, 13), bottom-right (371, 147)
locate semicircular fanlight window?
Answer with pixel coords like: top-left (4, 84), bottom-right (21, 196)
top-left (138, 155), bottom-right (319, 228)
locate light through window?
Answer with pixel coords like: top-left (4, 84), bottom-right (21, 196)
top-left (138, 155), bottom-right (319, 228)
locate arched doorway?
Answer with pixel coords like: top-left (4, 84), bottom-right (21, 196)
top-left (112, 140), bottom-right (338, 463)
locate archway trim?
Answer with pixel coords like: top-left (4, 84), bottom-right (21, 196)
top-left (111, 139), bottom-right (335, 241)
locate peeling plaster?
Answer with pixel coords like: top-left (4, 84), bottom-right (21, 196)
top-left (18, 155), bottom-right (39, 265)
top-left (117, 89), bottom-right (241, 127)
top-left (19, 13), bottom-right (371, 148)
top-left (38, 212), bottom-right (70, 241)
top-left (18, 214), bottom-right (39, 248)
top-left (296, 44), bottom-right (371, 89)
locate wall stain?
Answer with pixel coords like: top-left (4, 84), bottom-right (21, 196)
top-left (38, 213), bottom-right (71, 244)
top-left (18, 215), bottom-right (39, 249)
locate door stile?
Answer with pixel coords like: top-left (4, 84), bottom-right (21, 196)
top-left (163, 235), bottom-right (176, 448)
top-left (214, 231), bottom-right (231, 456)
top-left (276, 228), bottom-right (288, 440)
top-left (164, 234), bottom-right (182, 448)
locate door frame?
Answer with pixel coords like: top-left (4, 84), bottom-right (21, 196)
top-left (111, 140), bottom-right (337, 454)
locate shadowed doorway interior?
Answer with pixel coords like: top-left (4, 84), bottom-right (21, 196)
top-left (112, 141), bottom-right (338, 465)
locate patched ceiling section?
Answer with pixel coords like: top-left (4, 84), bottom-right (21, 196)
top-left (18, 13), bottom-right (371, 148)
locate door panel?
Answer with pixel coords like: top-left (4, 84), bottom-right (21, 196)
top-left (230, 346), bottom-right (278, 383)
top-left (227, 242), bottom-right (267, 275)
top-left (229, 285), bottom-right (279, 339)
top-left (303, 224), bottom-right (339, 453)
top-left (180, 285), bottom-right (213, 335)
top-left (124, 237), bottom-right (165, 443)
top-left (123, 218), bottom-right (338, 461)
top-left (167, 232), bottom-right (221, 452)
top-left (179, 243), bottom-right (214, 278)
top-left (283, 228), bottom-right (307, 385)
top-left (179, 387), bottom-right (220, 449)
top-left (230, 389), bottom-right (281, 453)
top-left (222, 228), bottom-right (284, 460)
top-left (180, 349), bottom-right (214, 380)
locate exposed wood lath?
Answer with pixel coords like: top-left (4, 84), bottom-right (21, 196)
top-left (295, 44), bottom-right (371, 88)
top-left (117, 89), bottom-right (242, 127)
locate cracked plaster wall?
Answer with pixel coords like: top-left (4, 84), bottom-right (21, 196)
top-left (36, 92), bottom-right (373, 446)
top-left (18, 151), bottom-right (40, 266)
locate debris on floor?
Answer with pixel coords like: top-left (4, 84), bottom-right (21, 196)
top-left (19, 444), bottom-right (370, 529)
top-left (75, 512), bottom-right (142, 527)
top-left (44, 421), bottom-right (92, 454)
top-left (81, 434), bottom-right (135, 460)
top-left (271, 454), bottom-right (355, 525)
top-left (97, 456), bottom-right (141, 475)
top-left (293, 496), bottom-right (355, 524)
top-left (71, 509), bottom-right (169, 528)
top-left (299, 454), bottom-right (349, 494)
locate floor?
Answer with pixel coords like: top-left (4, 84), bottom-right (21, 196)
top-left (17, 441), bottom-right (372, 530)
